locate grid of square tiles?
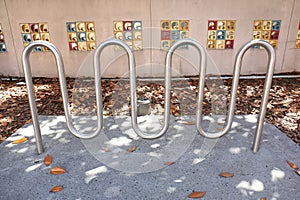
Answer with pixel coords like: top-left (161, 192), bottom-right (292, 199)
top-left (113, 21), bottom-right (142, 51)
top-left (296, 22), bottom-right (300, 48)
top-left (207, 20), bottom-right (236, 49)
top-left (0, 23), bottom-right (7, 52)
top-left (66, 21), bottom-right (96, 51)
top-left (20, 22), bottom-right (50, 52)
top-left (160, 20), bottom-right (190, 50)
top-left (252, 20), bottom-right (281, 48)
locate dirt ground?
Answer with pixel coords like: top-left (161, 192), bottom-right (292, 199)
top-left (0, 76), bottom-right (299, 145)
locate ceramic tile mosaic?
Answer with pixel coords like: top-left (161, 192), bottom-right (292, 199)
top-left (20, 22), bottom-right (50, 52)
top-left (113, 21), bottom-right (142, 51)
top-left (66, 21), bottom-right (96, 51)
top-left (252, 20), bottom-right (281, 49)
top-left (295, 21), bottom-right (300, 48)
top-left (160, 20), bottom-right (189, 50)
top-left (0, 23), bottom-right (7, 52)
top-left (206, 20), bottom-right (236, 49)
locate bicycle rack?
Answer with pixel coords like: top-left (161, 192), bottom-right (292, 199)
top-left (22, 41), bottom-right (102, 154)
top-left (23, 39), bottom-right (275, 154)
top-left (94, 39), bottom-right (171, 139)
top-left (196, 39), bottom-right (276, 152)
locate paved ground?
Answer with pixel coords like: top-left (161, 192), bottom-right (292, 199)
top-left (0, 115), bottom-right (299, 199)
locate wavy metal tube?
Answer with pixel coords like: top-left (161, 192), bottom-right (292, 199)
top-left (167, 38), bottom-right (207, 136)
top-left (93, 39), bottom-right (169, 139)
top-left (196, 39), bottom-right (275, 152)
top-left (22, 41), bottom-right (102, 154)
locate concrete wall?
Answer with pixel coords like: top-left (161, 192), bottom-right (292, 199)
top-left (0, 0), bottom-right (299, 77)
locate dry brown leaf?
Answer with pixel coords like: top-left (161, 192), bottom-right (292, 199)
top-left (127, 145), bottom-right (137, 153)
top-left (12, 137), bottom-right (28, 144)
top-left (286, 160), bottom-right (299, 170)
top-left (25, 118), bottom-right (32, 124)
top-left (50, 185), bottom-right (63, 193)
top-left (219, 172), bottom-right (234, 178)
top-left (188, 191), bottom-right (206, 198)
top-left (260, 198), bottom-right (267, 200)
top-left (50, 166), bottom-right (66, 175)
top-left (44, 154), bottom-right (52, 166)
top-left (164, 161), bottom-right (175, 166)
top-left (295, 170), bottom-right (300, 176)
top-left (102, 147), bottom-right (110, 152)
top-left (217, 128), bottom-right (223, 131)
top-left (180, 121), bottom-right (195, 125)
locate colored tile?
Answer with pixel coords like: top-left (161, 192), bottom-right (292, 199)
top-left (208, 20), bottom-right (217, 30)
top-left (161, 20), bottom-right (170, 30)
top-left (225, 40), bottom-right (234, 49)
top-left (180, 31), bottom-right (189, 39)
top-left (0, 24), bottom-right (6, 52)
top-left (123, 31), bottom-right (133, 40)
top-left (161, 40), bottom-right (170, 50)
top-left (272, 20), bottom-right (281, 30)
top-left (20, 22), bottom-right (51, 52)
top-left (216, 30), bottom-right (226, 40)
top-left (133, 31), bottom-right (142, 40)
top-left (170, 21), bottom-right (179, 30)
top-left (161, 20), bottom-right (189, 50)
top-left (113, 20), bottom-right (142, 51)
top-left (66, 21), bottom-right (96, 51)
top-left (133, 40), bottom-right (142, 50)
top-left (170, 30), bottom-right (180, 40)
top-left (114, 21), bottom-right (123, 31)
top-left (123, 21), bottom-right (132, 31)
top-left (132, 21), bottom-right (142, 30)
top-left (207, 20), bottom-right (236, 49)
top-left (179, 20), bottom-right (189, 31)
top-left (66, 22), bottom-right (76, 32)
top-left (296, 22), bottom-right (300, 48)
top-left (161, 30), bottom-right (170, 40)
top-left (252, 20), bottom-right (281, 49)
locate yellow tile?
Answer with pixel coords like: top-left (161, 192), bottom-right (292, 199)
top-left (226, 20), bottom-right (236, 30)
top-left (262, 20), bottom-right (272, 30)
top-left (113, 21), bottom-right (123, 31)
top-left (20, 23), bottom-right (30, 33)
top-left (207, 40), bottom-right (216, 49)
top-left (253, 20), bottom-right (262, 30)
top-left (161, 20), bottom-right (170, 30)
top-left (170, 21), bottom-right (179, 30)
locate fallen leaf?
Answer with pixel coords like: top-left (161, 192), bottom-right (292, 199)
top-left (219, 172), bottom-right (234, 178)
top-left (286, 160), bottom-right (299, 170)
top-left (260, 198), bottom-right (267, 200)
top-left (44, 154), bottom-right (52, 166)
top-left (102, 147), bottom-right (110, 152)
top-left (50, 166), bottom-right (66, 175)
top-left (12, 137), bottom-right (28, 144)
top-left (295, 170), bottom-right (300, 176)
top-left (127, 145), bottom-right (137, 153)
top-left (188, 191), bottom-right (206, 198)
top-left (164, 161), bottom-right (175, 166)
top-left (217, 128), bottom-right (223, 131)
top-left (180, 121), bottom-right (194, 125)
top-left (25, 118), bottom-right (32, 124)
top-left (50, 185), bottom-right (63, 193)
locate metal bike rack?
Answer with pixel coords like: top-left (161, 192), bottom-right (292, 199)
top-left (93, 39), bottom-right (170, 139)
top-left (23, 39), bottom-right (275, 154)
top-left (196, 39), bottom-right (276, 152)
top-left (22, 41), bottom-right (102, 154)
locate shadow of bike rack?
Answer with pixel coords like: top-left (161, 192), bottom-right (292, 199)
top-left (195, 39), bottom-right (275, 152)
top-left (22, 39), bottom-right (275, 154)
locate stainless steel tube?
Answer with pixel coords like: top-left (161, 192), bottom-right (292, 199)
top-left (196, 39), bottom-right (275, 152)
top-left (93, 39), bottom-right (167, 139)
top-left (22, 41), bottom-right (102, 154)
